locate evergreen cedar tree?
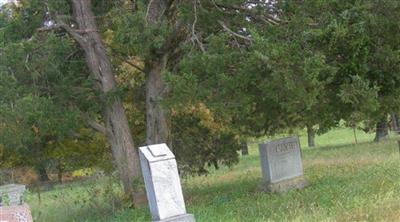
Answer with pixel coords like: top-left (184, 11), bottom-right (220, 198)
top-left (1, 0), bottom-right (400, 200)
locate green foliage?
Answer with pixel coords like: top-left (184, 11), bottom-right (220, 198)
top-left (317, 0), bottom-right (400, 123)
top-left (110, 8), bottom-right (168, 59)
top-left (3, 1), bottom-right (400, 219)
top-left (0, 0), bottom-right (45, 43)
top-left (0, 95), bottom-right (80, 151)
top-left (171, 104), bottom-right (241, 175)
top-left (169, 0), bottom-right (400, 139)
top-left (46, 129), bottom-right (113, 175)
top-left (105, 1), bottom-right (248, 174)
top-left (169, 3), bottom-right (337, 136)
top-left (0, 2), bottom-right (106, 176)
top-left (107, 1), bottom-right (192, 60)
top-left (2, 0), bottom-right (400, 183)
top-left (339, 75), bottom-right (379, 128)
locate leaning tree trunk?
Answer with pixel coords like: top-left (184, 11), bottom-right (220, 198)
top-left (145, 55), bottom-right (171, 145)
top-left (307, 125), bottom-right (315, 148)
top-left (374, 119), bottom-right (389, 142)
top-left (68, 0), bottom-right (141, 197)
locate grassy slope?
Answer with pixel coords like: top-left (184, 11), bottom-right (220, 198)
top-left (27, 128), bottom-right (400, 222)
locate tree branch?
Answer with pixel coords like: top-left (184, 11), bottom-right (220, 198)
top-left (56, 20), bottom-right (87, 46)
top-left (66, 49), bottom-right (81, 60)
top-left (38, 20), bottom-right (87, 47)
top-left (218, 20), bottom-right (252, 41)
top-left (191, 0), bottom-right (206, 53)
top-left (79, 111), bottom-right (108, 135)
top-left (107, 46), bottom-right (145, 73)
top-left (123, 59), bottom-right (145, 73)
top-left (87, 120), bottom-right (107, 135)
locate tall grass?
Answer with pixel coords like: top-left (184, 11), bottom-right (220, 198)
top-left (27, 128), bottom-right (400, 221)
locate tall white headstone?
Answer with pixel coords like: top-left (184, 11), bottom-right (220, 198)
top-left (258, 136), bottom-right (308, 192)
top-left (139, 144), bottom-right (195, 222)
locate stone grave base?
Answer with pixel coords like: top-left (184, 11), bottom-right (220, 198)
top-left (154, 214), bottom-right (195, 222)
top-left (259, 176), bottom-right (309, 193)
top-left (0, 204), bottom-right (33, 222)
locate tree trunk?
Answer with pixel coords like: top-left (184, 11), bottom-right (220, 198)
top-left (105, 102), bottom-right (141, 196)
top-left (374, 119), bottom-right (388, 142)
top-left (146, 0), bottom-right (167, 23)
top-left (241, 140), bottom-right (249, 156)
top-left (391, 113), bottom-right (399, 133)
top-left (307, 125), bottom-right (315, 148)
top-left (397, 140), bottom-right (400, 156)
top-left (142, 0), bottom-right (189, 147)
top-left (36, 164), bottom-right (50, 182)
top-left (353, 127), bottom-right (358, 144)
top-left (57, 163), bottom-right (63, 183)
top-left (145, 55), bottom-right (171, 145)
top-left (144, 1), bottom-right (171, 146)
top-left (69, 0), bottom-right (141, 197)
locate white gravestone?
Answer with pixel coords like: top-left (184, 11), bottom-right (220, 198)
top-left (258, 137), bottom-right (308, 192)
top-left (139, 144), bottom-right (195, 222)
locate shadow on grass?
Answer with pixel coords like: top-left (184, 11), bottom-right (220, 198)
top-left (185, 174), bottom-right (260, 206)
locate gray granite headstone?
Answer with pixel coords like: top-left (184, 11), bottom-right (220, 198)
top-left (258, 137), bottom-right (308, 192)
top-left (0, 184), bottom-right (26, 206)
top-left (139, 143), bottom-right (195, 222)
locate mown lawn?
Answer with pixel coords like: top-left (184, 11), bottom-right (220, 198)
top-left (27, 128), bottom-right (400, 222)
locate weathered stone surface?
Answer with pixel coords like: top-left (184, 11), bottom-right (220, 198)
top-left (0, 184), bottom-right (26, 206)
top-left (258, 137), bottom-right (308, 192)
top-left (0, 203), bottom-right (33, 222)
top-left (259, 176), bottom-right (309, 193)
top-left (139, 144), bottom-right (195, 222)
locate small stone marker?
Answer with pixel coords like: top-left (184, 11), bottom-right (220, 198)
top-left (139, 143), bottom-right (195, 222)
top-left (0, 184), bottom-right (25, 207)
top-left (0, 184), bottom-right (33, 222)
top-left (258, 136), bottom-right (308, 192)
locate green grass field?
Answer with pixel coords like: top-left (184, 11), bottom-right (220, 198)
top-left (27, 128), bottom-right (400, 222)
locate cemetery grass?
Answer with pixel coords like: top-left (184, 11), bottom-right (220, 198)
top-left (27, 128), bottom-right (400, 222)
